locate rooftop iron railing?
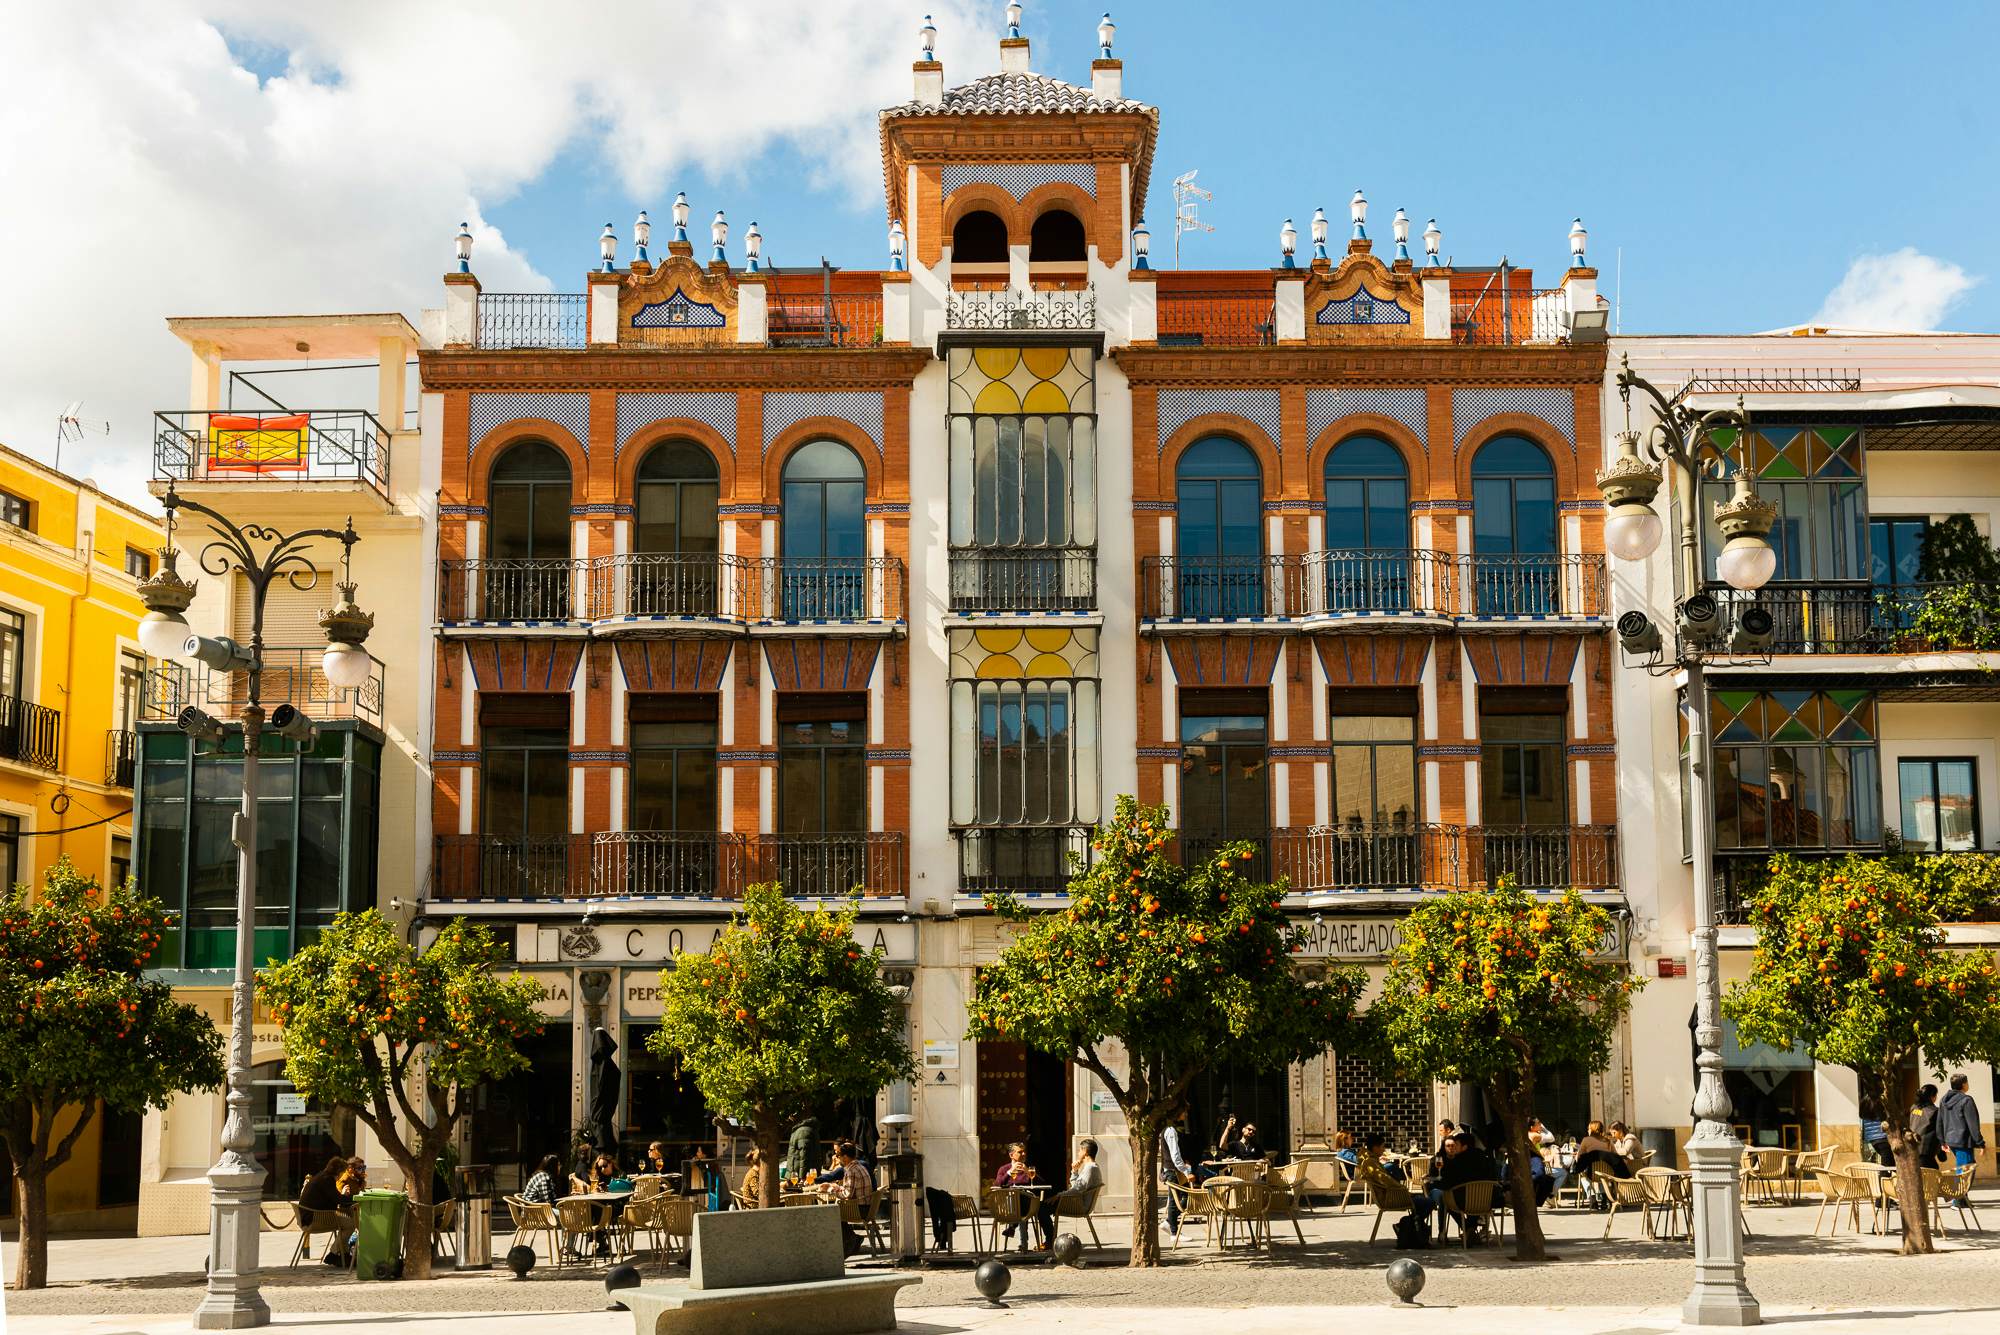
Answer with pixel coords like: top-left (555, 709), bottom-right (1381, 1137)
top-left (153, 409), bottom-right (392, 498)
top-left (476, 293), bottom-right (589, 350)
top-left (141, 647), bottom-right (385, 728)
top-left (1155, 292), bottom-right (1277, 347)
top-left (1450, 285), bottom-right (1568, 345)
top-left (766, 292), bottom-right (885, 348)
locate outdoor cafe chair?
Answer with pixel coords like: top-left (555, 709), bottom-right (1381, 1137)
top-left (1596, 1170), bottom-right (1655, 1239)
top-left (1811, 1169), bottom-right (1876, 1237)
top-left (1359, 1167), bottom-right (1416, 1244)
top-left (555, 1196), bottom-right (616, 1263)
top-left (946, 1192), bottom-right (989, 1256)
top-left (429, 1197), bottom-right (459, 1261)
top-left (1927, 1165), bottom-right (1983, 1236)
top-left (839, 1194), bottom-right (887, 1256)
top-left (1206, 1176), bottom-right (1273, 1252)
top-left (1636, 1168), bottom-right (1689, 1241)
top-left (1331, 1157), bottom-right (1365, 1213)
top-left (1164, 1177), bottom-right (1214, 1249)
top-left (1262, 1162), bottom-right (1310, 1244)
top-left (655, 1195), bottom-right (696, 1260)
top-left (630, 1175), bottom-right (665, 1203)
top-left (1051, 1182), bottom-right (1107, 1250)
top-left (1440, 1180), bottom-right (1503, 1248)
top-left (503, 1195), bottom-right (563, 1267)
top-left (1794, 1145), bottom-right (1838, 1195)
top-left (984, 1185), bottom-right (1038, 1254)
top-left (273, 1200), bottom-right (353, 1268)
top-left (1746, 1148), bottom-right (1794, 1204)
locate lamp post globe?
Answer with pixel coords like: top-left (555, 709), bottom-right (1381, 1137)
top-left (1716, 538), bottom-right (1777, 592)
top-left (1604, 505), bottom-right (1664, 562)
top-left (139, 609), bottom-right (192, 658)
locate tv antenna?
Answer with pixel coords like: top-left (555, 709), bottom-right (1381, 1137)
top-left (1172, 171), bottom-right (1213, 269)
top-left (54, 401), bottom-right (109, 475)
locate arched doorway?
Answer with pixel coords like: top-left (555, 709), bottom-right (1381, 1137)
top-left (1175, 436), bottom-right (1264, 617)
top-left (633, 439), bottom-right (721, 614)
top-left (487, 440), bottom-right (574, 619)
top-left (1470, 435), bottom-right (1558, 615)
top-left (780, 440), bottom-right (866, 619)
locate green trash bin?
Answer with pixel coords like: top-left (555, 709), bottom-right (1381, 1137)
top-left (353, 1189), bottom-right (407, 1281)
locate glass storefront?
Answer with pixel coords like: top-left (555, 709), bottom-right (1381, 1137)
top-left (466, 1030), bottom-right (572, 1195)
top-left (249, 1059), bottom-right (354, 1202)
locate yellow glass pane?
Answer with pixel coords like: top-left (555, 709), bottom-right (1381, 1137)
top-left (977, 654), bottom-right (1025, 679)
top-left (973, 381), bottom-right (1022, 413)
top-left (1022, 345), bottom-right (1068, 379)
top-left (1022, 382), bottom-right (1070, 414)
top-left (1026, 652), bottom-right (1072, 678)
top-left (976, 627), bottom-right (1024, 653)
top-left (1025, 627), bottom-right (1073, 652)
top-left (973, 346), bottom-right (1021, 379)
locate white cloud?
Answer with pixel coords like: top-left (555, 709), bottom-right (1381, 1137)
top-left (0, 1), bottom-right (990, 504)
top-left (1812, 248), bottom-right (1983, 333)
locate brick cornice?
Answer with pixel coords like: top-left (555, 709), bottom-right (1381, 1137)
top-left (1111, 344), bottom-right (1606, 388)
top-left (419, 347), bottom-right (933, 392)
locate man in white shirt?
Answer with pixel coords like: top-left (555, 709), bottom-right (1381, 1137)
top-left (1160, 1111), bottom-right (1195, 1237)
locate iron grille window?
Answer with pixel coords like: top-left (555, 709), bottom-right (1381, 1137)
top-left (1710, 688), bottom-right (1881, 851)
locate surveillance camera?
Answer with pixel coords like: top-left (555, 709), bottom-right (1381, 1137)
top-left (269, 704), bottom-right (319, 746)
top-left (185, 635), bottom-right (253, 673)
top-left (177, 706), bottom-right (226, 742)
top-left (1616, 610), bottom-right (1662, 657)
top-left (1676, 593), bottom-right (1723, 648)
top-left (1729, 605), bottom-right (1776, 655)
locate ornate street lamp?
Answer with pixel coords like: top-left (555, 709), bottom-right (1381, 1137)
top-left (1601, 355), bottom-right (1775, 1327)
top-left (143, 487), bottom-right (372, 1330)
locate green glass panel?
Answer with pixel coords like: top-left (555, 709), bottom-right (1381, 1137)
top-left (1819, 425), bottom-right (1857, 450)
top-left (186, 928), bottom-right (235, 969)
top-left (1773, 717), bottom-right (1817, 743)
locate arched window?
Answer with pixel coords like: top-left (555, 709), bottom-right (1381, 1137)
top-left (633, 440), bottom-right (720, 614)
top-left (1175, 436), bottom-right (1264, 617)
top-left (1470, 435), bottom-right (1558, 615)
top-left (951, 210), bottom-right (1008, 264)
top-left (781, 439), bottom-right (866, 618)
top-left (487, 440), bottom-right (572, 619)
top-left (1028, 208), bottom-right (1086, 263)
top-left (1323, 435), bottom-right (1411, 612)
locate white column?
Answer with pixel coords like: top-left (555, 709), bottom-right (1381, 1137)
top-left (737, 282), bottom-right (768, 343)
top-left (1423, 276), bottom-right (1451, 340)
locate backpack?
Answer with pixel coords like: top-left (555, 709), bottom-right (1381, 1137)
top-left (1392, 1212), bottom-right (1430, 1250)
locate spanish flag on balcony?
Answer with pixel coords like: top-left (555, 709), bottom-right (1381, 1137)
top-left (206, 413), bottom-right (309, 472)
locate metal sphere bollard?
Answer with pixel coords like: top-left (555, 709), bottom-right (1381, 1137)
top-left (1385, 1257), bottom-right (1426, 1305)
top-left (973, 1258), bottom-right (1013, 1306)
top-left (604, 1262), bottom-right (643, 1309)
top-left (1051, 1232), bottom-right (1084, 1267)
top-left (505, 1244), bottom-right (536, 1280)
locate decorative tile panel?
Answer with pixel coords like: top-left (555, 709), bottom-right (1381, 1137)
top-left (1306, 389), bottom-right (1427, 446)
top-left (1156, 389), bottom-right (1282, 453)
top-left (762, 391), bottom-right (884, 459)
top-left (630, 288), bottom-right (727, 330)
top-left (941, 162), bottom-right (1097, 198)
top-left (1452, 387), bottom-right (1574, 450)
top-left (616, 392), bottom-right (738, 459)
top-left (1314, 291), bottom-right (1412, 326)
top-left (469, 393), bottom-right (589, 456)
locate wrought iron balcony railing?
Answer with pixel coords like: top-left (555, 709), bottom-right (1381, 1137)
top-left (1269, 824), bottom-right (1457, 892)
top-left (1179, 824), bottom-right (1617, 893)
top-left (431, 831), bottom-right (907, 901)
top-left (592, 831), bottom-right (752, 899)
top-left (590, 554), bottom-right (743, 622)
top-left (0, 697), bottom-right (60, 772)
top-left (741, 557), bottom-right (905, 625)
top-left (1457, 554), bottom-right (1607, 619)
top-left (476, 293), bottom-right (589, 350)
top-left (141, 647), bottom-right (385, 728)
top-left (1298, 549), bottom-right (1456, 619)
top-left (1140, 552), bottom-right (1606, 624)
top-left (948, 547), bottom-right (1097, 613)
top-left (956, 826), bottom-right (1096, 896)
top-left (1155, 292), bottom-right (1277, 347)
top-left (752, 833), bottom-right (906, 898)
top-left (1712, 582), bottom-right (2000, 655)
top-left (945, 287), bottom-right (1097, 332)
top-left (106, 728), bottom-right (138, 788)
top-left (439, 557), bottom-right (586, 622)
top-left (766, 293), bottom-right (885, 348)
top-left (1461, 825), bottom-right (1619, 890)
top-left (432, 834), bottom-right (594, 900)
top-left (1716, 847), bottom-right (2000, 924)
top-left (153, 410), bottom-right (391, 498)
top-left (1139, 554), bottom-right (1302, 621)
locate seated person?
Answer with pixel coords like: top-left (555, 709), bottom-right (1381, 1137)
top-left (520, 1153), bottom-right (566, 1205)
top-left (1609, 1121), bottom-right (1641, 1160)
top-left (740, 1147), bottom-right (764, 1207)
top-left (1430, 1132), bottom-right (1500, 1240)
top-left (1214, 1116), bottom-right (1247, 1160)
top-left (1572, 1120), bottom-right (1631, 1203)
top-left (1359, 1132), bottom-right (1404, 1181)
top-left (1230, 1121), bottom-right (1264, 1162)
top-left (1525, 1118), bottom-right (1567, 1203)
top-left (335, 1158), bottom-right (367, 1205)
top-left (1333, 1131), bottom-right (1359, 1168)
top-left (300, 1155), bottom-right (354, 1265)
top-left (644, 1141), bottom-right (671, 1176)
top-left (993, 1141), bottom-right (1044, 1244)
top-left (1035, 1139), bottom-right (1103, 1248)
top-left (828, 1142), bottom-right (877, 1256)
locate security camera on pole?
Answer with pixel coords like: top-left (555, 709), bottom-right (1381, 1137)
top-left (138, 486), bottom-right (373, 1330)
top-left (1599, 356), bottom-right (1778, 1327)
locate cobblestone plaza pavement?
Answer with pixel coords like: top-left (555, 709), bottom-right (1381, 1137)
top-left (7, 1192), bottom-right (1997, 1331)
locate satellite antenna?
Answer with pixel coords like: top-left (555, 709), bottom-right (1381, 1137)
top-left (54, 401), bottom-right (109, 475)
top-left (1172, 171), bottom-right (1213, 269)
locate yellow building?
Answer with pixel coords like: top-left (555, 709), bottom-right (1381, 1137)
top-left (0, 440), bottom-right (163, 1229)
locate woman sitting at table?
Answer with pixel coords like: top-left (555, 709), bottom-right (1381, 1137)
top-left (1033, 1139), bottom-right (1102, 1249)
top-left (828, 1142), bottom-right (877, 1255)
top-left (1572, 1120), bottom-right (1631, 1206)
top-left (1609, 1121), bottom-right (1641, 1160)
top-left (521, 1153), bottom-right (566, 1205)
top-left (993, 1141), bottom-right (1045, 1245)
top-left (300, 1156), bottom-right (354, 1266)
top-left (644, 1141), bottom-right (671, 1176)
top-left (1860, 1099), bottom-right (1894, 1167)
top-left (1333, 1131), bottom-right (1359, 1168)
top-left (335, 1158), bottom-right (367, 1204)
top-left (740, 1148), bottom-right (764, 1207)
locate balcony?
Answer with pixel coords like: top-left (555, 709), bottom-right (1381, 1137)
top-left (142, 647), bottom-right (385, 728)
top-left (1181, 824), bottom-right (1618, 894)
top-left (153, 409), bottom-right (391, 501)
top-left (945, 287), bottom-right (1097, 333)
top-left (0, 697), bottom-right (60, 772)
top-left (1711, 582), bottom-right (2000, 656)
top-left (956, 826), bottom-right (1096, 896)
top-left (106, 728), bottom-right (138, 788)
top-left (1140, 552), bottom-right (1605, 629)
top-left (1461, 825), bottom-right (1619, 890)
top-left (431, 831), bottom-right (905, 901)
top-left (1717, 847), bottom-right (2000, 924)
top-left (948, 548), bottom-right (1096, 614)
top-left (766, 292), bottom-right (884, 348)
top-left (476, 293), bottom-right (589, 350)
top-left (439, 558), bottom-right (586, 626)
top-left (1155, 291), bottom-right (1276, 348)
top-left (1450, 288), bottom-right (1568, 345)
top-left (1458, 554), bottom-right (1606, 622)
top-left (1139, 554), bottom-right (1300, 625)
top-left (1298, 550), bottom-right (1456, 627)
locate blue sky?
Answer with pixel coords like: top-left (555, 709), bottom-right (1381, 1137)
top-left (484, 0), bottom-right (1999, 334)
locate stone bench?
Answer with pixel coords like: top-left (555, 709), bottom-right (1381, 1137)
top-left (626, 1203), bottom-right (918, 1335)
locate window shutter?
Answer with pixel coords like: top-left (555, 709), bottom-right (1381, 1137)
top-left (233, 572), bottom-right (328, 649)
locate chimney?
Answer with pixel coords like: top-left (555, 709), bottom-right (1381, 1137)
top-left (914, 15), bottom-right (942, 106)
top-left (1092, 59), bottom-right (1122, 100)
top-left (1001, 36), bottom-right (1030, 74)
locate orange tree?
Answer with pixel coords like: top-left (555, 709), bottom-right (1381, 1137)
top-left (1364, 880), bottom-right (1639, 1262)
top-left (647, 882), bottom-right (915, 1208)
top-left (259, 910), bottom-right (543, 1279)
top-left (1723, 852), bottom-right (2000, 1254)
top-left (966, 798), bottom-right (1365, 1267)
top-left (0, 858), bottom-right (223, 1290)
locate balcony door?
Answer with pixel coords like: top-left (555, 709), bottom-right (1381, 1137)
top-left (776, 694), bottom-right (867, 895)
top-left (628, 695), bottom-right (720, 896)
top-left (1179, 689), bottom-right (1269, 878)
top-left (479, 695), bottom-right (571, 896)
top-left (1323, 436), bottom-right (1411, 612)
top-left (488, 441), bottom-right (573, 619)
top-left (1175, 437), bottom-right (1264, 618)
top-left (1478, 690), bottom-right (1568, 887)
top-left (1470, 436), bottom-right (1557, 615)
top-left (633, 441), bottom-right (721, 615)
top-left (0, 608), bottom-right (25, 764)
top-left (1329, 689), bottom-right (1420, 886)
top-left (780, 440), bottom-right (865, 619)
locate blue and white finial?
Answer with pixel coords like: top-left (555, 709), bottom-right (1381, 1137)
top-left (710, 211), bottom-right (729, 264)
top-left (1098, 12), bottom-right (1116, 58)
top-left (919, 14), bottom-right (936, 60)
top-left (1279, 218), bottom-right (1297, 269)
top-left (1569, 217), bottom-right (1588, 268)
top-left (599, 223), bottom-right (617, 272)
top-left (744, 221), bottom-right (762, 273)
top-left (672, 192), bottom-right (690, 244)
top-left (1310, 208), bottom-right (1329, 261)
top-left (1423, 218), bottom-right (1442, 267)
top-left (1131, 219), bottom-right (1150, 269)
top-left (889, 219), bottom-right (907, 271)
top-left (454, 221), bottom-right (473, 273)
top-left (1349, 189), bottom-right (1368, 241)
top-left (1392, 208), bottom-right (1411, 263)
top-left (1005, 3), bottom-right (1023, 39)
top-left (633, 210), bottom-right (651, 264)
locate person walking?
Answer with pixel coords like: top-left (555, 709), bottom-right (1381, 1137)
top-left (1160, 1107), bottom-right (1196, 1238)
top-left (1939, 1073), bottom-right (1986, 1207)
top-left (1911, 1085), bottom-right (1945, 1167)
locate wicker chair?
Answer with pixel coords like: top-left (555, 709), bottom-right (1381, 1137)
top-left (1360, 1167), bottom-right (1417, 1244)
top-left (1927, 1164), bottom-right (1983, 1236)
top-left (839, 1194), bottom-right (886, 1256)
top-left (655, 1195), bottom-right (696, 1259)
top-left (503, 1196), bottom-right (562, 1267)
top-left (983, 1185), bottom-right (1037, 1254)
top-left (1262, 1162), bottom-right (1310, 1244)
top-left (555, 1197), bottom-right (613, 1262)
top-left (947, 1193), bottom-right (988, 1255)
top-left (1811, 1169), bottom-right (1876, 1236)
top-left (1595, 1170), bottom-right (1654, 1239)
top-left (1207, 1177), bottom-right (1273, 1252)
top-left (429, 1197), bottom-right (459, 1261)
top-left (276, 1200), bottom-right (354, 1268)
top-left (1050, 1182), bottom-right (1107, 1250)
top-left (1635, 1167), bottom-right (1688, 1240)
top-left (1440, 1180), bottom-right (1503, 1248)
top-left (1163, 1178), bottom-right (1213, 1249)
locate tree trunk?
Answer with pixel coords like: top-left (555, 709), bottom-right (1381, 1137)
top-left (1860, 1065), bottom-right (1933, 1254)
top-left (400, 1145), bottom-right (440, 1281)
top-left (1128, 1115), bottom-right (1160, 1267)
top-left (755, 1116), bottom-right (783, 1209)
top-left (10, 1165), bottom-right (48, 1290)
top-left (1493, 1092), bottom-right (1547, 1262)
